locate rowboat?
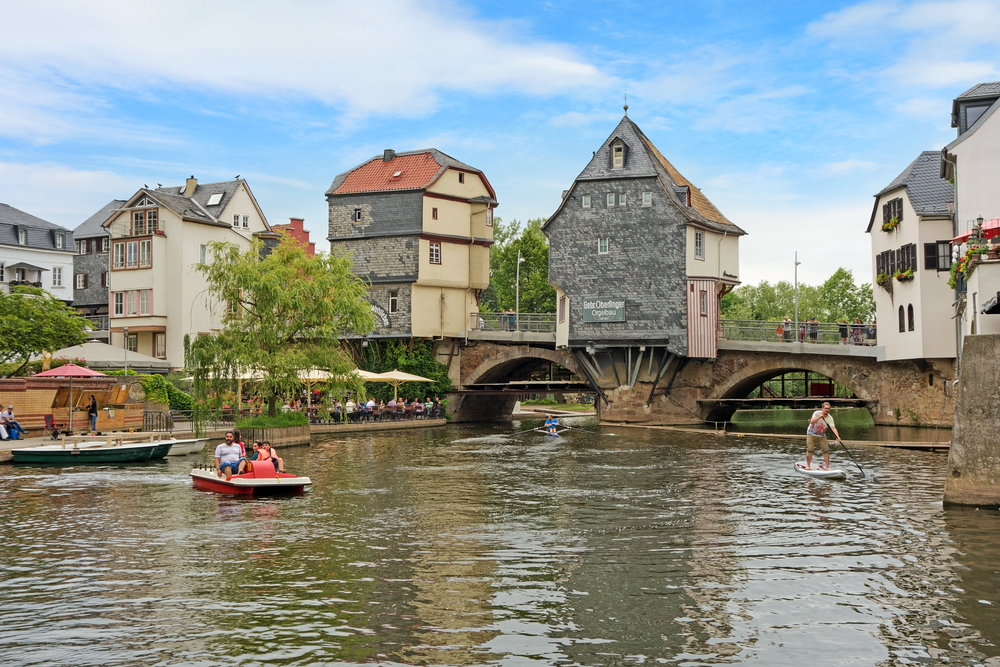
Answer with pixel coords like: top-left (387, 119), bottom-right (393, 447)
top-left (534, 428), bottom-right (570, 437)
top-left (12, 434), bottom-right (176, 465)
top-left (166, 438), bottom-right (209, 456)
top-left (794, 461), bottom-right (848, 480)
top-left (190, 462), bottom-right (311, 496)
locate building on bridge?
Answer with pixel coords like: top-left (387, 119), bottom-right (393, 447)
top-left (543, 113), bottom-right (745, 360)
top-left (326, 149), bottom-right (496, 341)
top-left (866, 151), bottom-right (955, 370)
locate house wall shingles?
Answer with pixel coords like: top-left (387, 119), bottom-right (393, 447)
top-left (366, 282), bottom-right (412, 337)
top-left (327, 192), bottom-right (423, 239)
top-left (72, 252), bottom-right (110, 309)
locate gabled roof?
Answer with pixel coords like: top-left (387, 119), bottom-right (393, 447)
top-left (154, 179), bottom-right (244, 217)
top-left (326, 148), bottom-right (496, 199)
top-left (866, 151), bottom-right (953, 232)
top-left (952, 81), bottom-right (1000, 121)
top-left (0, 203), bottom-right (74, 251)
top-left (74, 199), bottom-right (126, 239)
top-left (544, 116), bottom-right (745, 235)
top-left (102, 179), bottom-right (269, 230)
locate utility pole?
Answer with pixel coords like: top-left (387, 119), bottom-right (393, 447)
top-left (123, 326), bottom-right (129, 376)
top-left (794, 252), bottom-right (800, 343)
top-left (516, 250), bottom-right (525, 332)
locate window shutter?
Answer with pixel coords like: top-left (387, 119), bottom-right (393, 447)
top-left (924, 243), bottom-right (937, 270)
top-left (883, 203), bottom-right (888, 223)
top-left (83, 274), bottom-right (88, 288)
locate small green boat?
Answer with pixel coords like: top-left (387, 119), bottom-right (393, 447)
top-left (12, 436), bottom-right (177, 465)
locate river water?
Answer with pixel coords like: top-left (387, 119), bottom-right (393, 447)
top-left (1, 420), bottom-right (998, 667)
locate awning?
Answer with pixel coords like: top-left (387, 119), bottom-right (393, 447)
top-left (982, 292), bottom-right (1000, 315)
top-left (952, 217), bottom-right (1000, 245)
top-left (4, 262), bottom-right (49, 271)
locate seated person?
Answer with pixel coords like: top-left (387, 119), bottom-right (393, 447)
top-left (413, 400), bottom-right (424, 418)
top-left (214, 431), bottom-right (246, 477)
top-left (1, 405), bottom-right (25, 438)
top-left (259, 441), bottom-right (284, 473)
top-left (544, 414), bottom-right (559, 434)
top-left (249, 441), bottom-right (262, 460)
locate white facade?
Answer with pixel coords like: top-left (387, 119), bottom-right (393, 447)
top-left (962, 260), bottom-right (1000, 337)
top-left (104, 179), bottom-right (271, 369)
top-left (0, 243), bottom-right (75, 302)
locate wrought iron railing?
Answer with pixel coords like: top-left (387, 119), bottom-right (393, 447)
top-left (85, 315), bottom-right (109, 331)
top-left (720, 319), bottom-right (877, 346)
top-left (470, 312), bottom-right (556, 333)
top-left (143, 410), bottom-right (170, 432)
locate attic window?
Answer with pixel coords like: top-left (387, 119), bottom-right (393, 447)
top-left (207, 193), bottom-right (223, 206)
top-left (353, 209), bottom-right (363, 222)
top-left (613, 142), bottom-right (624, 168)
top-left (391, 171), bottom-right (402, 180)
top-left (458, 173), bottom-right (465, 184)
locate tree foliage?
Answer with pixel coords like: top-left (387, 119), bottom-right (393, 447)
top-left (480, 217), bottom-right (556, 313)
top-left (721, 268), bottom-right (875, 322)
top-left (192, 238), bottom-right (375, 416)
top-left (354, 339), bottom-right (453, 402)
top-left (0, 288), bottom-right (91, 377)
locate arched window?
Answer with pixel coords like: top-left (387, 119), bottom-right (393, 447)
top-left (898, 305), bottom-right (905, 332)
top-left (908, 304), bottom-right (915, 331)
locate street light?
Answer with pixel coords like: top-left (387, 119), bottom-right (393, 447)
top-left (515, 250), bottom-right (526, 332)
top-left (794, 251), bottom-right (801, 342)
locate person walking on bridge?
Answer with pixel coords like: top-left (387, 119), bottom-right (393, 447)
top-left (805, 401), bottom-right (842, 470)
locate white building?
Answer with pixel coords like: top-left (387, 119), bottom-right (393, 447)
top-left (866, 151), bottom-right (955, 365)
top-left (941, 82), bottom-right (1000, 350)
top-left (102, 177), bottom-right (274, 369)
top-left (0, 203), bottom-right (75, 302)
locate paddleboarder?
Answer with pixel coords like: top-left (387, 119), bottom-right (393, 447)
top-left (805, 402), bottom-right (842, 470)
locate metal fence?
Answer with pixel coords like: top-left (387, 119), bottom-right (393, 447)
top-left (143, 410), bottom-right (170, 432)
top-left (85, 315), bottom-right (109, 331)
top-left (470, 312), bottom-right (556, 333)
top-left (720, 319), bottom-right (877, 346)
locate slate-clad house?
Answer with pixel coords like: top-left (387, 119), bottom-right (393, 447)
top-left (543, 114), bottom-right (745, 360)
top-left (0, 203), bottom-right (75, 302)
top-left (72, 199), bottom-right (125, 336)
top-left (326, 149), bottom-right (497, 339)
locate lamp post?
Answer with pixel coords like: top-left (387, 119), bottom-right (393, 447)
top-left (793, 251), bottom-right (800, 343)
top-left (123, 326), bottom-right (129, 376)
top-left (515, 250), bottom-right (526, 332)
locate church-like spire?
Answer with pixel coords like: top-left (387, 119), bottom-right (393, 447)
top-left (623, 91), bottom-right (628, 117)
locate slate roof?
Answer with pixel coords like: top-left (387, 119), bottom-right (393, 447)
top-left (548, 116), bottom-right (745, 235)
top-left (955, 82), bottom-right (1000, 101)
top-left (326, 149), bottom-right (495, 199)
top-left (0, 202), bottom-right (74, 251)
top-left (154, 179), bottom-right (245, 220)
top-left (73, 199), bottom-right (126, 239)
top-left (867, 151), bottom-right (953, 232)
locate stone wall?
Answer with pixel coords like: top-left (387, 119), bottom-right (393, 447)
top-left (72, 247), bottom-right (109, 310)
top-left (546, 176), bottom-right (689, 355)
top-left (327, 191), bottom-right (423, 240)
top-left (944, 334), bottom-right (1000, 506)
top-left (366, 282), bottom-right (412, 337)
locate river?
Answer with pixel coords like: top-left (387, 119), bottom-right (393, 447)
top-left (1, 419), bottom-right (998, 666)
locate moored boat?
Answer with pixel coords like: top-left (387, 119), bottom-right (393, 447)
top-left (166, 438), bottom-right (209, 456)
top-left (190, 462), bottom-right (311, 496)
top-left (12, 434), bottom-right (178, 465)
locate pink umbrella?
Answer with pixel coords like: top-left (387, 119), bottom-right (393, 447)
top-left (36, 364), bottom-right (107, 432)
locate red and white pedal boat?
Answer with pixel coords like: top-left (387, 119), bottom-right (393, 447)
top-left (190, 462), bottom-right (312, 496)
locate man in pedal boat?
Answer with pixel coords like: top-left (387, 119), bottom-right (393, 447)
top-left (544, 414), bottom-right (559, 434)
top-left (805, 402), bottom-right (842, 470)
top-left (215, 430), bottom-right (246, 477)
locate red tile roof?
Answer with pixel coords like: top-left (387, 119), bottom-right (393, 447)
top-left (333, 152), bottom-right (445, 194)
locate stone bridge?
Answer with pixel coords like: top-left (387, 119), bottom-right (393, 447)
top-left (446, 339), bottom-right (955, 427)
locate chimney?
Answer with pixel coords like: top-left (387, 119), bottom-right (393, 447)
top-left (383, 149), bottom-right (395, 162)
top-left (185, 175), bottom-right (197, 196)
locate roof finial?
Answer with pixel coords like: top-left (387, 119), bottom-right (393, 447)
top-left (623, 91), bottom-right (628, 117)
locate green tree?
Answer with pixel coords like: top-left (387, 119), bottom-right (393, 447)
top-left (354, 339), bottom-right (452, 403)
top-left (481, 217), bottom-right (556, 313)
top-left (193, 238), bottom-right (375, 416)
top-left (721, 268), bottom-right (874, 322)
top-left (0, 287), bottom-right (90, 377)
top-left (819, 268), bottom-right (875, 321)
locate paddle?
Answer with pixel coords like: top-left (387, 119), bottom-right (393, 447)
top-left (563, 425), bottom-right (600, 435)
top-left (837, 439), bottom-right (866, 478)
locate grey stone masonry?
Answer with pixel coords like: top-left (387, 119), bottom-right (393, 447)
top-left (328, 191), bottom-right (423, 240)
top-left (72, 251), bottom-right (110, 311)
top-left (335, 236), bottom-right (419, 284)
top-left (547, 176), bottom-right (689, 356)
top-left (365, 283), bottom-right (412, 337)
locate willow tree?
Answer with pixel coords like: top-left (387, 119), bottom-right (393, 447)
top-left (196, 238), bottom-right (374, 416)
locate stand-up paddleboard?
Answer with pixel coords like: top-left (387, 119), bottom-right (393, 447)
top-left (794, 462), bottom-right (847, 480)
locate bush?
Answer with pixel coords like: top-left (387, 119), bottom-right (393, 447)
top-left (104, 371), bottom-right (194, 410)
top-left (235, 412), bottom-right (308, 429)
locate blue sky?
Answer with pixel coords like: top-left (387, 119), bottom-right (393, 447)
top-left (2, 0), bottom-right (998, 285)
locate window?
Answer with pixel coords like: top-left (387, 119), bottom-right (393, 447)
top-left (901, 243), bottom-right (917, 273)
top-left (432, 207), bottom-right (438, 220)
top-left (101, 272), bottom-right (108, 288)
top-left (75, 274), bottom-right (87, 289)
top-left (613, 142), bottom-right (624, 168)
top-left (883, 197), bottom-right (903, 224)
top-left (388, 290), bottom-right (398, 314)
top-left (242, 215), bottom-right (249, 229)
top-left (924, 241), bottom-right (952, 271)
top-left (101, 238), bottom-right (109, 253)
top-left (582, 195), bottom-right (591, 208)
top-left (0, 263), bottom-right (4, 282)
top-left (458, 172), bottom-right (465, 184)
top-left (966, 104), bottom-right (991, 129)
top-left (113, 292), bottom-right (124, 317)
top-left (126, 240), bottom-right (138, 269)
top-left (139, 289), bottom-right (150, 316)
top-left (607, 193), bottom-right (615, 207)
top-left (429, 242), bottom-right (441, 264)
top-left (133, 211), bottom-right (145, 236)
top-left (127, 334), bottom-right (138, 353)
top-left (642, 192), bottom-right (652, 206)
top-left (598, 238), bottom-right (609, 254)
top-left (147, 210), bottom-right (158, 234)
top-left (486, 209), bottom-right (493, 227)
top-left (139, 240), bottom-right (151, 268)
top-left (18, 229), bottom-right (26, 245)
top-left (694, 230), bottom-right (705, 260)
top-left (126, 291), bottom-right (137, 316)
top-left (52, 267), bottom-right (62, 286)
top-left (154, 333), bottom-right (166, 359)
top-left (233, 214), bottom-right (240, 228)
top-left (898, 305), bottom-right (905, 332)
top-left (700, 290), bottom-right (708, 316)
top-left (207, 193), bottom-right (223, 206)
top-left (908, 304), bottom-right (915, 332)
top-left (559, 295), bottom-right (567, 324)
top-left (199, 244), bottom-right (207, 264)
top-left (353, 208), bottom-right (363, 222)
top-left (620, 193), bottom-right (627, 206)
top-left (55, 233), bottom-right (63, 249)
top-left (113, 242), bottom-right (125, 269)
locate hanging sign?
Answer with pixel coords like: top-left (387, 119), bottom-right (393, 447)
top-left (583, 297), bottom-right (626, 322)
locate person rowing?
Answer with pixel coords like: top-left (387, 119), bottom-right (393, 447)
top-left (805, 401), bottom-right (842, 470)
top-left (544, 414), bottom-right (560, 435)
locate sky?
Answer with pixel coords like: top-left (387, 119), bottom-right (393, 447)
top-left (2, 0), bottom-right (998, 286)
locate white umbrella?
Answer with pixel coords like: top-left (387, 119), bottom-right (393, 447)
top-left (365, 369), bottom-right (434, 401)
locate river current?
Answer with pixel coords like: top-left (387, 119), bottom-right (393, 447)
top-left (1, 419), bottom-right (998, 666)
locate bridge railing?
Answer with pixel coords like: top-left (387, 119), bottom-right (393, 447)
top-left (471, 312), bottom-right (556, 333)
top-left (720, 319), bottom-right (877, 346)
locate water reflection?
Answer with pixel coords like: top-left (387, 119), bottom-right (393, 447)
top-left (0, 422), bottom-right (997, 666)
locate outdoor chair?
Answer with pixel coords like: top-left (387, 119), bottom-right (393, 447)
top-left (43, 414), bottom-right (66, 440)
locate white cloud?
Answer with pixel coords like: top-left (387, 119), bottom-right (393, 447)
top-left (0, 161), bottom-right (136, 228)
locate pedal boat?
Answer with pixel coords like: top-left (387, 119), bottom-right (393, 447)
top-left (190, 461), bottom-right (311, 496)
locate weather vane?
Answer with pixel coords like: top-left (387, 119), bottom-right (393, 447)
top-left (624, 91), bottom-right (628, 116)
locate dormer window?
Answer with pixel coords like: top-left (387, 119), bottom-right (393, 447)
top-left (18, 228), bottom-right (26, 245)
top-left (613, 142), bottom-right (624, 168)
top-left (55, 233), bottom-right (64, 249)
